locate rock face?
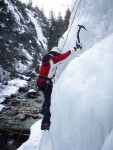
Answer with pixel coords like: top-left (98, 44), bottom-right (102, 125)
top-left (0, 79), bottom-right (44, 129)
top-left (0, 79), bottom-right (44, 149)
top-left (0, 0), bottom-right (49, 82)
top-left (27, 89), bottom-right (37, 98)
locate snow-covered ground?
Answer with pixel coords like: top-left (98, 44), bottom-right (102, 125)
top-left (17, 120), bottom-right (42, 150)
top-left (0, 78), bottom-right (28, 112)
top-left (18, 0), bottom-right (113, 150)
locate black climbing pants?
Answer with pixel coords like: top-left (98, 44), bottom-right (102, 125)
top-left (37, 82), bottom-right (53, 125)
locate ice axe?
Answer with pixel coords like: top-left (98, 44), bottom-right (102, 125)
top-left (76, 24), bottom-right (87, 49)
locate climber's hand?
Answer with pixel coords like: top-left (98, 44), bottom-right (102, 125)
top-left (76, 42), bottom-right (82, 49)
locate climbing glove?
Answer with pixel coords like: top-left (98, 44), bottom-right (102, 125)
top-left (76, 42), bottom-right (82, 49)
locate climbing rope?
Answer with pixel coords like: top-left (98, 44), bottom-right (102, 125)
top-left (15, 98), bottom-right (36, 149)
top-left (0, 80), bottom-right (43, 148)
top-left (0, 95), bottom-right (40, 149)
top-left (0, 128), bottom-right (29, 136)
top-left (62, 0), bottom-right (82, 51)
top-left (0, 100), bottom-right (39, 136)
top-left (38, 131), bottom-right (49, 150)
top-left (61, 0), bottom-right (78, 36)
top-left (49, 131), bottom-right (55, 150)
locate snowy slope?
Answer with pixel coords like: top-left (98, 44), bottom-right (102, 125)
top-left (56, 0), bottom-right (113, 79)
top-left (50, 33), bottom-right (113, 150)
top-left (59, 0), bottom-right (113, 51)
top-left (26, 9), bottom-right (47, 49)
top-left (0, 0), bottom-right (47, 82)
top-left (5, 0), bottom-right (26, 32)
top-left (18, 0), bottom-right (113, 150)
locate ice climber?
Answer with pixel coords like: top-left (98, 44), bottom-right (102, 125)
top-left (37, 46), bottom-right (79, 130)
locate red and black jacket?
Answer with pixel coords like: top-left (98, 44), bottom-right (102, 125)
top-left (37, 47), bottom-right (76, 83)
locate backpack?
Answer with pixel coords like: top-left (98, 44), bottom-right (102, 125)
top-left (42, 51), bottom-right (60, 63)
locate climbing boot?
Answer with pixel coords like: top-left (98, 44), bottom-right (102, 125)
top-left (41, 123), bottom-right (51, 130)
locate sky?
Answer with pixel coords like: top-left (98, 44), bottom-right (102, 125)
top-left (20, 0), bottom-right (72, 18)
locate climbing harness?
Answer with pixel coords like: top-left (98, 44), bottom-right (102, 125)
top-left (14, 92), bottom-right (37, 148)
top-left (76, 24), bottom-right (87, 49)
top-left (38, 74), bottom-right (53, 85)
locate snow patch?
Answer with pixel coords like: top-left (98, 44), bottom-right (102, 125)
top-left (0, 104), bottom-right (5, 112)
top-left (26, 9), bottom-right (47, 50)
top-left (8, 78), bottom-right (28, 87)
top-left (0, 78), bottom-right (28, 105)
top-left (17, 120), bottom-right (42, 150)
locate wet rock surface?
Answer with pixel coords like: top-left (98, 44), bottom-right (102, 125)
top-left (0, 79), bottom-right (44, 149)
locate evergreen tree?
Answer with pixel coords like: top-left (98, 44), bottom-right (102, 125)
top-left (63, 8), bottom-right (71, 34)
top-left (49, 10), bottom-right (56, 24)
top-left (28, 0), bottom-right (32, 6)
top-left (55, 12), bottom-right (64, 44)
top-left (47, 9), bottom-right (71, 50)
top-left (27, 0), bottom-right (32, 9)
top-left (48, 10), bottom-right (57, 50)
